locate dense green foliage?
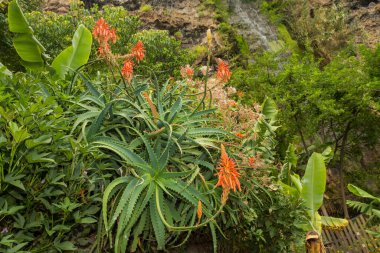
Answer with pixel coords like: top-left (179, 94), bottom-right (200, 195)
top-left (0, 1), bottom-right (309, 252)
top-left (1, 0), bottom-right (379, 252)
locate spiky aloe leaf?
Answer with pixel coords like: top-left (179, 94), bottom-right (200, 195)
top-left (131, 131), bottom-right (158, 170)
top-left (87, 103), bottom-right (112, 141)
top-left (109, 178), bottom-right (138, 230)
top-left (102, 176), bottom-right (131, 231)
top-left (91, 136), bottom-right (150, 172)
top-left (130, 209), bottom-right (148, 252)
top-left (71, 111), bottom-right (99, 134)
top-left (161, 170), bottom-right (195, 179)
top-left (189, 109), bottom-right (216, 119)
top-left (115, 177), bottom-right (149, 252)
top-left (150, 187), bottom-right (166, 250)
top-left (76, 71), bottom-right (103, 101)
top-left (167, 96), bottom-right (182, 123)
top-left (118, 183), bottom-right (155, 252)
top-left (209, 222), bottom-right (218, 253)
top-left (187, 128), bottom-right (228, 137)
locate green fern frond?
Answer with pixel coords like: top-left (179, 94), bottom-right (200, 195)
top-left (347, 200), bottom-right (371, 214)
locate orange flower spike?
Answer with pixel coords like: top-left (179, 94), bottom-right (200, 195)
top-left (249, 157), bottom-right (256, 166)
top-left (235, 133), bottom-right (244, 139)
top-left (197, 200), bottom-right (202, 222)
top-left (180, 65), bottom-right (194, 80)
top-left (216, 60), bottom-right (231, 83)
top-left (92, 18), bottom-right (117, 45)
top-left (215, 144), bottom-right (241, 192)
top-left (93, 18), bottom-right (117, 58)
top-left (122, 60), bottom-right (134, 82)
top-left (131, 40), bottom-right (145, 63)
top-left (142, 92), bottom-right (159, 122)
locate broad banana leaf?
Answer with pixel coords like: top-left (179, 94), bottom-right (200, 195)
top-left (321, 216), bottom-right (348, 230)
top-left (301, 153), bottom-right (326, 219)
top-left (261, 97), bottom-right (277, 121)
top-left (8, 0), bottom-right (45, 68)
top-left (348, 184), bottom-right (379, 201)
top-left (52, 24), bottom-right (92, 79)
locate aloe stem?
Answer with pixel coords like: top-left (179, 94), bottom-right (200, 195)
top-left (155, 185), bottom-right (224, 231)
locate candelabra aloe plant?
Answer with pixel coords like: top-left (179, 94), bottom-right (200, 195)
top-left (71, 68), bottom-right (230, 252)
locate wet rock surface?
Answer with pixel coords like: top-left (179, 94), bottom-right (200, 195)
top-left (228, 0), bottom-right (277, 51)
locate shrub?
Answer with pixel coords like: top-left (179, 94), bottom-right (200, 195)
top-left (139, 4), bottom-right (152, 13)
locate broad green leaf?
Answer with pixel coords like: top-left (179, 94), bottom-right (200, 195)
top-left (25, 135), bottom-right (52, 149)
top-left (321, 146), bottom-right (333, 163)
top-left (52, 24), bottom-right (92, 79)
top-left (12, 34), bottom-right (44, 63)
top-left (26, 152), bottom-right (55, 163)
top-left (54, 241), bottom-right (77, 251)
top-left (261, 97), bottom-right (277, 121)
top-left (8, 0), bottom-right (45, 67)
top-left (79, 217), bottom-right (97, 224)
top-left (348, 184), bottom-right (378, 200)
top-left (321, 216), bottom-right (348, 230)
top-left (8, 0), bottom-right (31, 33)
top-left (8, 121), bottom-right (30, 143)
top-left (301, 152), bottom-right (326, 213)
top-left (0, 62), bottom-right (12, 77)
top-left (9, 180), bottom-right (25, 191)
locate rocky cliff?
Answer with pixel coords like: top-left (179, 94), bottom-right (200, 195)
top-left (43, 0), bottom-right (380, 48)
top-left (312, 0), bottom-right (380, 47)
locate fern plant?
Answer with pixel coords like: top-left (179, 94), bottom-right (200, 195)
top-left (71, 72), bottom-right (229, 252)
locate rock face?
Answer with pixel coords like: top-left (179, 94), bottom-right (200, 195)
top-left (43, 0), bottom-right (216, 47)
top-left (43, 0), bottom-right (70, 13)
top-left (136, 0), bottom-right (216, 47)
top-left (311, 0), bottom-right (380, 47)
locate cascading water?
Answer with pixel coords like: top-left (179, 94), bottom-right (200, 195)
top-left (228, 0), bottom-right (278, 51)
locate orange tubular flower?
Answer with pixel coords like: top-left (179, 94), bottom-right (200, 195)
top-left (131, 40), bottom-right (145, 63)
top-left (92, 18), bottom-right (117, 57)
top-left (197, 200), bottom-right (202, 222)
top-left (122, 61), bottom-right (134, 82)
top-left (249, 157), bottom-right (256, 167)
top-left (216, 60), bottom-right (231, 83)
top-left (235, 133), bottom-right (244, 139)
top-left (215, 144), bottom-right (241, 193)
top-left (180, 65), bottom-right (194, 80)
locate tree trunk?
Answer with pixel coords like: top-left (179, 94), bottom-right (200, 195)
top-left (338, 122), bottom-right (351, 219)
top-left (293, 114), bottom-right (309, 156)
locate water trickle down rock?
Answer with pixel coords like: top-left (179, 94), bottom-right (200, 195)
top-left (228, 0), bottom-right (278, 52)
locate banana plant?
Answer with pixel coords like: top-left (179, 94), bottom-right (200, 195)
top-left (280, 151), bottom-right (348, 234)
top-left (7, 0), bottom-right (92, 78)
top-left (347, 184), bottom-right (380, 238)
